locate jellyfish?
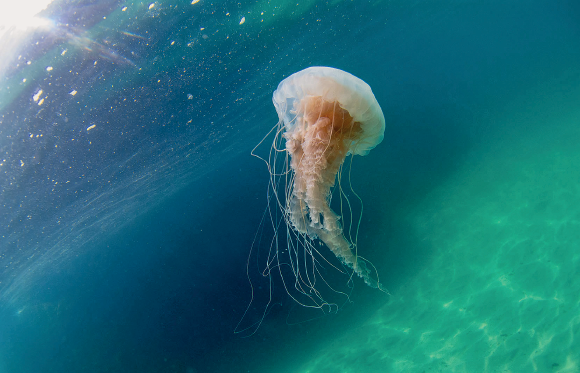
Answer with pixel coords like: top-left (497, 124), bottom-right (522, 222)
top-left (249, 66), bottom-right (386, 317)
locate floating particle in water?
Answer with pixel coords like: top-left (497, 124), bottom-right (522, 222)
top-left (33, 89), bottom-right (43, 101)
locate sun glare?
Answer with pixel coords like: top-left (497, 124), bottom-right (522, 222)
top-left (0, 0), bottom-right (54, 35)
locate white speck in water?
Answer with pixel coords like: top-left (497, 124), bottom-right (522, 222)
top-left (33, 89), bottom-right (43, 101)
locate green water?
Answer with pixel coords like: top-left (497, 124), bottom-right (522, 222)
top-left (297, 88), bottom-right (580, 373)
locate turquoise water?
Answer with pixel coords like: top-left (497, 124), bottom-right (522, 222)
top-left (1, 1), bottom-right (580, 372)
top-left (302, 102), bottom-right (580, 373)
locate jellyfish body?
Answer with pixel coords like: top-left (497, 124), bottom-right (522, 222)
top-left (272, 67), bottom-right (385, 288)
top-left (249, 67), bottom-right (385, 316)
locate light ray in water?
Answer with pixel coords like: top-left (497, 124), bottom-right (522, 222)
top-left (119, 30), bottom-right (148, 40)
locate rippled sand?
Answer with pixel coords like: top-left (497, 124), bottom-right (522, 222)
top-left (300, 114), bottom-right (580, 373)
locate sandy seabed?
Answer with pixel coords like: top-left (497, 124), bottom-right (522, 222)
top-left (299, 114), bottom-right (580, 373)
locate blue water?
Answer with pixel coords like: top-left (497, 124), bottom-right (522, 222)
top-left (1, 1), bottom-right (580, 372)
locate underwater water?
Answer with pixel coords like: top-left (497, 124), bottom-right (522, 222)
top-left (1, 0), bottom-right (580, 372)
